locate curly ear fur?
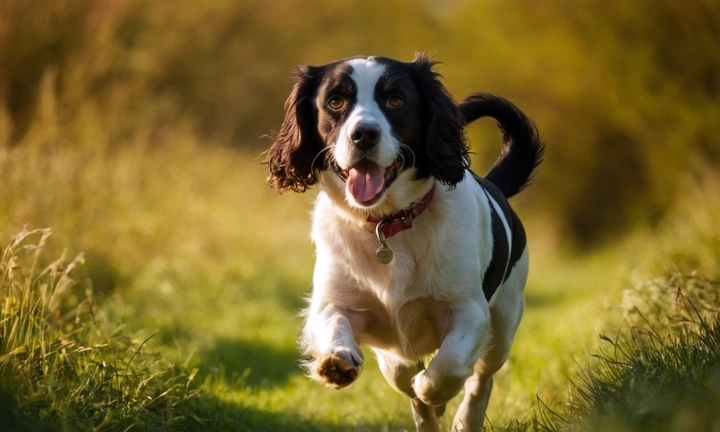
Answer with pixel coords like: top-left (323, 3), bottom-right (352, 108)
top-left (411, 53), bottom-right (470, 188)
top-left (265, 66), bottom-right (323, 193)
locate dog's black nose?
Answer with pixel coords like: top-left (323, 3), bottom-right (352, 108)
top-left (350, 122), bottom-right (381, 150)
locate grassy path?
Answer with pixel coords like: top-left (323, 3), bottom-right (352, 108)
top-left (2, 144), bottom-right (718, 431)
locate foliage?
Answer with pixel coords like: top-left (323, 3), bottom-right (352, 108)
top-left (2, 0), bottom-right (719, 244)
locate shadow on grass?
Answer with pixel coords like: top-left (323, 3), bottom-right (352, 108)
top-left (0, 388), bottom-right (55, 432)
top-left (191, 339), bottom-right (413, 431)
top-left (181, 394), bottom-right (410, 432)
top-left (199, 337), bottom-right (303, 387)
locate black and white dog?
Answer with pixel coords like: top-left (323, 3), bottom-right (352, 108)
top-left (266, 53), bottom-right (543, 431)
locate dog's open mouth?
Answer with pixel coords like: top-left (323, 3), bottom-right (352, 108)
top-left (334, 156), bottom-right (403, 206)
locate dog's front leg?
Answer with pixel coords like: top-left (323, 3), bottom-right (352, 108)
top-left (413, 302), bottom-right (489, 406)
top-left (302, 304), bottom-right (364, 389)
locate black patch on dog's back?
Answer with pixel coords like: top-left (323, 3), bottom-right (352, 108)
top-left (472, 172), bottom-right (527, 300)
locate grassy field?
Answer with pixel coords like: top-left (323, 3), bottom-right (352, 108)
top-left (2, 137), bottom-right (718, 431)
top-left (2, 1), bottom-right (719, 429)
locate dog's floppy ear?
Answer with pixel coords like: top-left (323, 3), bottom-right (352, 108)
top-left (265, 65), bottom-right (323, 193)
top-left (411, 53), bottom-right (470, 188)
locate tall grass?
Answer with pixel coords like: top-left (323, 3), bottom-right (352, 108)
top-left (530, 174), bottom-right (720, 432)
top-left (536, 276), bottom-right (720, 432)
top-left (1, 141), bottom-right (719, 431)
top-left (0, 228), bottom-right (199, 431)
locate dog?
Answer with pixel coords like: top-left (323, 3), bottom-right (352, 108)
top-left (265, 53), bottom-right (543, 431)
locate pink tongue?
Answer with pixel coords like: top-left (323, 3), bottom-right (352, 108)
top-left (347, 161), bottom-right (385, 204)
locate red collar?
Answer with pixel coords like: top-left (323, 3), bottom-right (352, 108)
top-left (367, 183), bottom-right (436, 240)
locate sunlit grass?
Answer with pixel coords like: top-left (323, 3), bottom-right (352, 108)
top-left (2, 0), bottom-right (719, 428)
top-left (0, 228), bottom-right (199, 431)
top-left (536, 273), bottom-right (720, 432)
top-left (1, 138), bottom-right (622, 430)
top-left (2, 128), bottom-right (719, 430)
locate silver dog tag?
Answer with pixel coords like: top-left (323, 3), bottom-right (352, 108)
top-left (376, 242), bottom-right (394, 264)
top-left (374, 221), bottom-right (393, 264)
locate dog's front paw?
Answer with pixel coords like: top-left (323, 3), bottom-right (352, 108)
top-left (412, 369), bottom-right (465, 406)
top-left (316, 347), bottom-right (363, 389)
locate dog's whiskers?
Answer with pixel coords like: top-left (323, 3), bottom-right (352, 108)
top-left (398, 143), bottom-right (416, 170)
top-left (311, 147), bottom-right (334, 173)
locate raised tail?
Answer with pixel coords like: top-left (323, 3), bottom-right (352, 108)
top-left (460, 93), bottom-right (544, 198)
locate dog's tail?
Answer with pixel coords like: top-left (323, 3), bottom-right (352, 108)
top-left (460, 93), bottom-right (544, 199)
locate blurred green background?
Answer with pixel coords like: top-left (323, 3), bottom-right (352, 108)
top-left (3, 0), bottom-right (718, 247)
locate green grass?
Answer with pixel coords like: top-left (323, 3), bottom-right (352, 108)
top-left (0, 228), bottom-right (199, 431)
top-left (2, 136), bottom-right (719, 431)
top-left (2, 0), bottom-right (720, 429)
top-left (537, 275), bottom-right (720, 432)
top-left (528, 173), bottom-right (720, 432)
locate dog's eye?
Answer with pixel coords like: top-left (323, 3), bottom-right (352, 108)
top-left (387, 95), bottom-right (403, 108)
top-left (327, 96), bottom-right (345, 110)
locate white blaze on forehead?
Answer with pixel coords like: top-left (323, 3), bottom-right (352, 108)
top-left (333, 57), bottom-right (397, 167)
top-left (347, 57), bottom-right (387, 109)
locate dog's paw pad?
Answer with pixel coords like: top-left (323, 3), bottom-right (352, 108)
top-left (316, 348), bottom-right (362, 389)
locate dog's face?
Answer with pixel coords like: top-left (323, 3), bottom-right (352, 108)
top-left (266, 54), bottom-right (469, 212)
top-left (317, 57), bottom-right (424, 207)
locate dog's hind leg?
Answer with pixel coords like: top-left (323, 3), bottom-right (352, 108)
top-left (451, 314), bottom-right (519, 431)
top-left (376, 353), bottom-right (447, 431)
top-left (451, 366), bottom-right (495, 431)
top-left (452, 250), bottom-right (528, 431)
top-left (411, 397), bottom-right (444, 432)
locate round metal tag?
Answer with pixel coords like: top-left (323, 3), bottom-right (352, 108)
top-left (376, 244), bottom-right (394, 264)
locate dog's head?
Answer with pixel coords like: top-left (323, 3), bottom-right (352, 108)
top-left (266, 53), bottom-right (469, 212)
